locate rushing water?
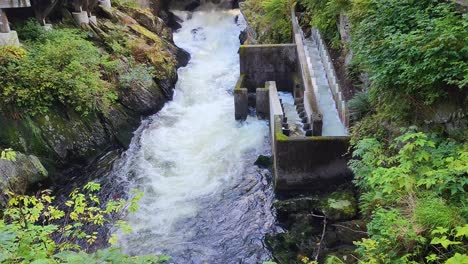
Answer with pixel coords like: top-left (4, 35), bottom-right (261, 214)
top-left (278, 92), bottom-right (303, 137)
top-left (113, 6), bottom-right (275, 263)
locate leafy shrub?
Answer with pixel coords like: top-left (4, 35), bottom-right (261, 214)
top-left (349, 0), bottom-right (467, 118)
top-left (0, 29), bottom-right (117, 116)
top-left (0, 45), bottom-right (26, 63)
top-left (112, 0), bottom-right (139, 9)
top-left (350, 129), bottom-right (468, 263)
top-left (0, 182), bottom-right (169, 263)
top-left (355, 208), bottom-right (426, 262)
top-left (348, 90), bottom-right (371, 122)
top-left (119, 63), bottom-right (155, 89)
top-left (242, 0), bottom-right (293, 43)
top-left (14, 18), bottom-right (46, 41)
top-left (297, 0), bottom-right (350, 45)
top-left (0, 148), bottom-right (16, 161)
top-left (415, 197), bottom-right (463, 229)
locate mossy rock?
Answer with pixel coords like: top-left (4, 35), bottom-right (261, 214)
top-left (266, 213), bottom-right (320, 264)
top-left (274, 196), bottom-right (320, 217)
top-left (254, 155), bottom-right (272, 168)
top-left (0, 152), bottom-right (48, 207)
top-left (319, 191), bottom-right (357, 221)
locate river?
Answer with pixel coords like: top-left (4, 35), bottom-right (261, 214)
top-left (112, 6), bottom-right (276, 263)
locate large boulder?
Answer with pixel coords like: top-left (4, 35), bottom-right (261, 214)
top-left (0, 152), bottom-right (48, 206)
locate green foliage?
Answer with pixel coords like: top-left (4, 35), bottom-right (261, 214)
top-left (14, 19), bottom-right (46, 42)
top-left (242, 0), bottom-right (293, 43)
top-left (350, 129), bottom-right (468, 263)
top-left (297, 0), bottom-right (350, 45)
top-left (350, 130), bottom-right (468, 205)
top-left (349, 0), bottom-right (467, 119)
top-left (0, 182), bottom-right (168, 263)
top-left (101, 25), bottom-right (132, 57)
top-left (0, 28), bottom-right (117, 116)
top-left (119, 63), bottom-right (155, 89)
top-left (0, 148), bottom-right (16, 161)
top-left (355, 208), bottom-right (426, 263)
top-left (415, 197), bottom-right (463, 229)
top-left (112, 0), bottom-right (139, 9)
top-left (15, 18), bottom-right (46, 41)
top-left (348, 90), bottom-right (371, 122)
top-left (324, 255), bottom-right (345, 264)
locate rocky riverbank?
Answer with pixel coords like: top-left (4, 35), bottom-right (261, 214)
top-left (0, 2), bottom-right (189, 204)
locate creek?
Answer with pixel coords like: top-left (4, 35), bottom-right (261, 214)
top-left (108, 6), bottom-right (276, 263)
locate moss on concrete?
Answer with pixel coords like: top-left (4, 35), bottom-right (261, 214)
top-left (275, 131), bottom-right (289, 141)
top-left (235, 74), bottom-right (246, 90)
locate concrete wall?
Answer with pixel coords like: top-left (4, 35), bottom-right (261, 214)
top-left (272, 110), bottom-right (351, 192)
top-left (267, 81), bottom-right (350, 192)
top-left (239, 44), bottom-right (297, 91)
top-left (234, 74), bottom-right (248, 120)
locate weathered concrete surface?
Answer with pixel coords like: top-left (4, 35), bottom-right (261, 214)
top-left (0, 9), bottom-right (10, 32)
top-left (256, 87), bottom-right (269, 119)
top-left (72, 10), bottom-right (89, 25)
top-left (269, 91), bottom-right (350, 192)
top-left (240, 44), bottom-right (297, 91)
top-left (293, 31), bottom-right (323, 134)
top-left (0, 0), bottom-right (31, 8)
top-left (234, 88), bottom-right (248, 120)
top-left (99, 0), bottom-right (111, 8)
top-left (234, 74), bottom-right (248, 120)
top-left (274, 135), bottom-right (351, 192)
top-left (0, 31), bottom-right (19, 46)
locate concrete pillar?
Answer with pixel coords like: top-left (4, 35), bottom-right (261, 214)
top-left (256, 87), bottom-right (269, 119)
top-left (0, 31), bottom-right (20, 46)
top-left (72, 11), bottom-right (89, 25)
top-left (0, 9), bottom-right (10, 33)
top-left (89, 15), bottom-right (97, 24)
top-left (99, 0), bottom-right (112, 8)
top-left (235, 88), bottom-right (248, 120)
top-left (43, 24), bottom-right (53, 31)
top-left (0, 9), bottom-right (20, 46)
top-left (311, 113), bottom-right (323, 136)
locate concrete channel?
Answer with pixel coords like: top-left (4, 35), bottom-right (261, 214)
top-left (234, 8), bottom-right (351, 192)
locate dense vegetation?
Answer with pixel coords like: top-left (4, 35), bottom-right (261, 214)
top-left (0, 2), bottom-right (175, 262)
top-left (241, 0), bottom-right (293, 43)
top-left (244, 0), bottom-right (467, 263)
top-left (350, 129), bottom-right (467, 263)
top-left (296, 0), bottom-right (468, 263)
top-left (0, 25), bottom-right (117, 116)
top-left (0, 150), bottom-right (167, 263)
top-left (0, 184), bottom-right (167, 262)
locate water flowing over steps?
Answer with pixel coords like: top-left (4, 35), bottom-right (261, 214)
top-left (303, 37), bottom-right (347, 136)
top-left (278, 92), bottom-right (315, 137)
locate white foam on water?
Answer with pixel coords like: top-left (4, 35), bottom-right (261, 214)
top-left (116, 8), bottom-right (271, 261)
